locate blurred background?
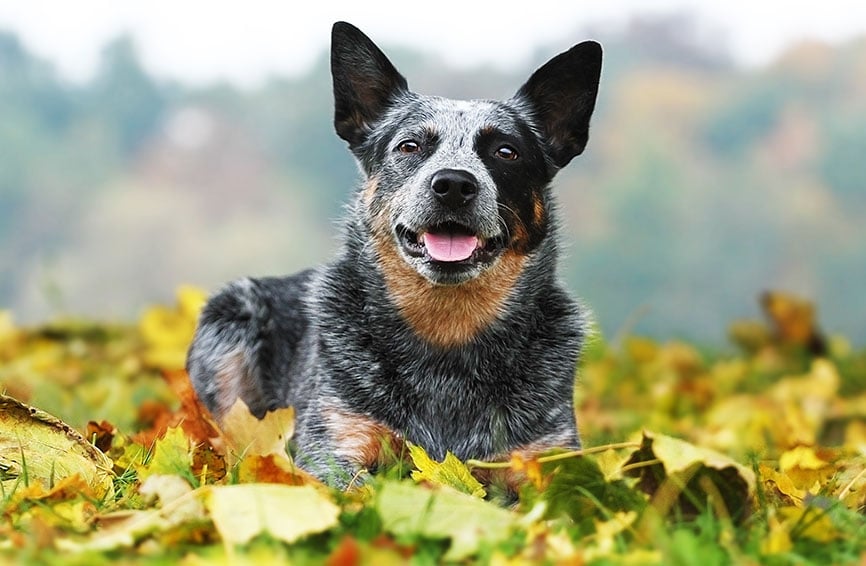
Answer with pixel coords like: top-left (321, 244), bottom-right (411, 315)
top-left (0, 1), bottom-right (864, 345)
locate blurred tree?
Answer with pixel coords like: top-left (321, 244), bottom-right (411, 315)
top-left (0, 25), bottom-right (865, 344)
top-left (88, 36), bottom-right (168, 154)
top-left (703, 83), bottom-right (787, 156)
top-left (820, 114), bottom-right (866, 204)
top-left (0, 32), bottom-right (72, 130)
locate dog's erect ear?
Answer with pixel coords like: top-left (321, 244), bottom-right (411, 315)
top-left (331, 22), bottom-right (408, 147)
top-left (515, 41), bottom-right (602, 168)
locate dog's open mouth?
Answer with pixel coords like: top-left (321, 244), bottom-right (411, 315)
top-left (397, 223), bottom-right (504, 264)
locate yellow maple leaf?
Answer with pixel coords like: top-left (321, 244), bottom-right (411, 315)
top-left (844, 419), bottom-right (866, 452)
top-left (762, 360), bottom-right (841, 448)
top-left (759, 464), bottom-right (805, 505)
top-left (137, 426), bottom-right (193, 483)
top-left (0, 310), bottom-right (16, 343)
top-left (778, 506), bottom-right (841, 543)
top-left (761, 510), bottom-right (793, 555)
top-left (177, 285), bottom-right (207, 320)
top-left (642, 431), bottom-right (756, 492)
top-left (778, 445), bottom-right (835, 492)
top-left (761, 291), bottom-right (824, 352)
top-left (139, 285), bottom-right (207, 370)
top-left (218, 398), bottom-right (295, 467)
top-left (205, 484), bottom-right (339, 546)
top-left (408, 442), bottom-right (486, 498)
top-left (0, 395), bottom-right (114, 499)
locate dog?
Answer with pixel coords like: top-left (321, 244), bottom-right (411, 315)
top-left (187, 21), bottom-right (602, 487)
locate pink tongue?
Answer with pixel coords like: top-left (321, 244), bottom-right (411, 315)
top-left (422, 232), bottom-right (479, 262)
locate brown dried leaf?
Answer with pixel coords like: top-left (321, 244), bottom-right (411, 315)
top-left (85, 420), bottom-right (116, 454)
top-left (761, 291), bottom-right (826, 354)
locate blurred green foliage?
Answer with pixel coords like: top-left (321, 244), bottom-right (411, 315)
top-left (0, 20), bottom-right (864, 343)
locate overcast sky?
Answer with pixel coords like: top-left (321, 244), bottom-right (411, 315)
top-left (2, 1), bottom-right (865, 86)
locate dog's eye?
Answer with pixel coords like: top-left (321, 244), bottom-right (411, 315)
top-left (397, 140), bottom-right (422, 154)
top-left (495, 145), bottom-right (519, 160)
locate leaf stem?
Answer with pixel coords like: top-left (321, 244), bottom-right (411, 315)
top-left (837, 466), bottom-right (866, 501)
top-left (466, 441), bottom-right (641, 470)
top-left (619, 458), bottom-right (662, 474)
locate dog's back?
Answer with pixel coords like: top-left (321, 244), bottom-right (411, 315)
top-left (188, 22), bottom-right (602, 486)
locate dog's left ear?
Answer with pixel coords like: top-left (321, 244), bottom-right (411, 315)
top-left (331, 22), bottom-right (409, 147)
top-left (515, 41), bottom-right (602, 168)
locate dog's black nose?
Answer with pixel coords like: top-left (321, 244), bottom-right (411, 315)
top-left (431, 169), bottom-right (478, 209)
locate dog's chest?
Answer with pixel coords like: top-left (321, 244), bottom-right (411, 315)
top-left (370, 349), bottom-right (538, 458)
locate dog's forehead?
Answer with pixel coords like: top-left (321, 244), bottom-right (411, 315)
top-left (395, 95), bottom-right (525, 136)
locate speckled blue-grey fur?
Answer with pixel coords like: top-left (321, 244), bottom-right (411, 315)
top-left (187, 21), bottom-right (602, 487)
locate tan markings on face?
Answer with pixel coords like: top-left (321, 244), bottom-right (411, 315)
top-left (509, 215), bottom-right (530, 253)
top-left (324, 408), bottom-right (403, 469)
top-left (213, 349), bottom-right (263, 421)
top-left (370, 209), bottom-right (526, 347)
top-left (363, 176), bottom-right (379, 208)
top-left (532, 194), bottom-right (545, 229)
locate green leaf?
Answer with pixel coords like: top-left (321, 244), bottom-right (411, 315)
top-left (535, 453), bottom-right (647, 534)
top-left (647, 432), bottom-right (756, 487)
top-left (137, 426), bottom-right (193, 483)
top-left (376, 480), bottom-right (517, 561)
top-left (204, 484), bottom-right (340, 546)
top-left (407, 442), bottom-right (486, 498)
top-left (623, 431), bottom-right (756, 520)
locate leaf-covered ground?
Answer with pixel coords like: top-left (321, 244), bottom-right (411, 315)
top-left (1, 288), bottom-right (865, 564)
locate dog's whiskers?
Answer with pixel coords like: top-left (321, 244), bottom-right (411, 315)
top-left (497, 202), bottom-right (526, 244)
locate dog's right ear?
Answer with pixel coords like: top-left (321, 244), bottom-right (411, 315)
top-left (331, 22), bottom-right (408, 147)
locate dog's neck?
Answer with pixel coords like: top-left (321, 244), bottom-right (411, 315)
top-left (370, 228), bottom-right (528, 347)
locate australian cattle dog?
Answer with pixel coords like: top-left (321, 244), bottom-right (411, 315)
top-left (188, 21), bottom-right (603, 487)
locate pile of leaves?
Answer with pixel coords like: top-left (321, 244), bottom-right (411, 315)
top-left (1, 288), bottom-right (865, 564)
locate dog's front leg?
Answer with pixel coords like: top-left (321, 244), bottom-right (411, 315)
top-left (292, 397), bottom-right (404, 488)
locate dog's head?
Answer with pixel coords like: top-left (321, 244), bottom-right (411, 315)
top-left (331, 22), bottom-right (601, 286)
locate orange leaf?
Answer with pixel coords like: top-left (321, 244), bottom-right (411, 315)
top-left (131, 399), bottom-right (176, 447)
top-left (237, 454), bottom-right (315, 486)
top-left (510, 452), bottom-right (544, 490)
top-left (326, 535), bottom-right (362, 566)
top-left (163, 369), bottom-right (222, 445)
top-left (130, 371), bottom-right (222, 450)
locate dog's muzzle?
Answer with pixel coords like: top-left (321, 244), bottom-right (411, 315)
top-left (430, 169), bottom-right (478, 211)
top-left (390, 168), bottom-right (506, 284)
